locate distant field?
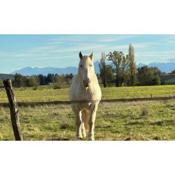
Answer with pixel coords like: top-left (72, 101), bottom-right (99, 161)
top-left (0, 100), bottom-right (175, 140)
top-left (0, 85), bottom-right (175, 103)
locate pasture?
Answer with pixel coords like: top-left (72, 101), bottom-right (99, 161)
top-left (0, 85), bottom-right (175, 140)
top-left (0, 85), bottom-right (175, 103)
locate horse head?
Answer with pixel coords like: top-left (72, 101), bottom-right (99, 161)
top-left (78, 52), bottom-right (95, 88)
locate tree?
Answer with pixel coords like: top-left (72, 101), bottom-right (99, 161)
top-left (13, 74), bottom-right (27, 87)
top-left (128, 44), bottom-right (137, 86)
top-left (120, 54), bottom-right (130, 85)
top-left (107, 51), bottom-right (126, 87)
top-left (0, 79), bottom-right (3, 88)
top-left (38, 74), bottom-right (47, 85)
top-left (65, 74), bottom-right (73, 85)
top-left (137, 66), bottom-right (161, 85)
top-left (105, 65), bottom-right (114, 85)
top-left (99, 52), bottom-right (107, 87)
top-left (46, 74), bottom-right (55, 84)
top-left (26, 76), bottom-right (39, 87)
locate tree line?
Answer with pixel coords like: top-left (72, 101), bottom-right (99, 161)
top-left (11, 73), bottom-right (73, 88)
top-left (99, 44), bottom-right (172, 87)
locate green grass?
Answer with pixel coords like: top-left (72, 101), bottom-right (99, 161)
top-left (0, 85), bottom-right (175, 103)
top-left (0, 100), bottom-right (175, 140)
top-left (0, 85), bottom-right (175, 140)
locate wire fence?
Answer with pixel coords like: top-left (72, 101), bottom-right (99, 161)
top-left (1, 95), bottom-right (175, 107)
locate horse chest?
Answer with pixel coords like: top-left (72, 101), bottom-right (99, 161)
top-left (70, 75), bottom-right (101, 102)
top-left (77, 86), bottom-right (95, 100)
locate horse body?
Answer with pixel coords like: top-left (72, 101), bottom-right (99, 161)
top-left (70, 52), bottom-right (102, 140)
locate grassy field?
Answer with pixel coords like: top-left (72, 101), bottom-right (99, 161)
top-left (0, 85), bottom-right (175, 140)
top-left (0, 100), bottom-right (175, 140)
top-left (0, 85), bottom-right (175, 103)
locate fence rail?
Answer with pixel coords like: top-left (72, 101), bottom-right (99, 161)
top-left (0, 95), bottom-right (175, 107)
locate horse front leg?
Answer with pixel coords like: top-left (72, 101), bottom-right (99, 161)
top-left (75, 111), bottom-right (83, 140)
top-left (88, 104), bottom-right (98, 141)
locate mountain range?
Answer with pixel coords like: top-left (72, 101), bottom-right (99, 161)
top-left (137, 62), bottom-right (175, 73)
top-left (12, 61), bottom-right (100, 76)
top-left (13, 66), bottom-right (78, 76)
top-left (10, 62), bottom-right (175, 76)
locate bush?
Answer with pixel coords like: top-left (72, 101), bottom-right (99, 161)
top-left (0, 80), bottom-right (3, 88)
top-left (32, 86), bottom-right (38, 90)
top-left (137, 66), bottom-right (161, 86)
top-left (53, 83), bottom-right (62, 89)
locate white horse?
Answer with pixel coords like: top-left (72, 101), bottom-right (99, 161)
top-left (70, 52), bottom-right (102, 140)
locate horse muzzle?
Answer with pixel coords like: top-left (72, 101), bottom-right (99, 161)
top-left (83, 80), bottom-right (90, 88)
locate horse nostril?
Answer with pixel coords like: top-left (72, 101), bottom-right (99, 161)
top-left (83, 80), bottom-right (89, 87)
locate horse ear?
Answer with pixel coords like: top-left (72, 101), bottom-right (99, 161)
top-left (79, 52), bottom-right (83, 60)
top-left (89, 52), bottom-right (93, 60)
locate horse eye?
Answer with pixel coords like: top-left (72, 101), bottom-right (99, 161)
top-left (89, 64), bottom-right (92, 67)
top-left (80, 65), bottom-right (83, 68)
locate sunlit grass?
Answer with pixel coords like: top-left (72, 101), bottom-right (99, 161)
top-left (0, 100), bottom-right (175, 140)
top-left (0, 85), bottom-right (175, 103)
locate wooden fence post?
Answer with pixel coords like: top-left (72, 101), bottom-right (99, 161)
top-left (3, 79), bottom-right (23, 141)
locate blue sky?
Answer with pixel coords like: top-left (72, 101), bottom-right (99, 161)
top-left (0, 34), bottom-right (175, 73)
